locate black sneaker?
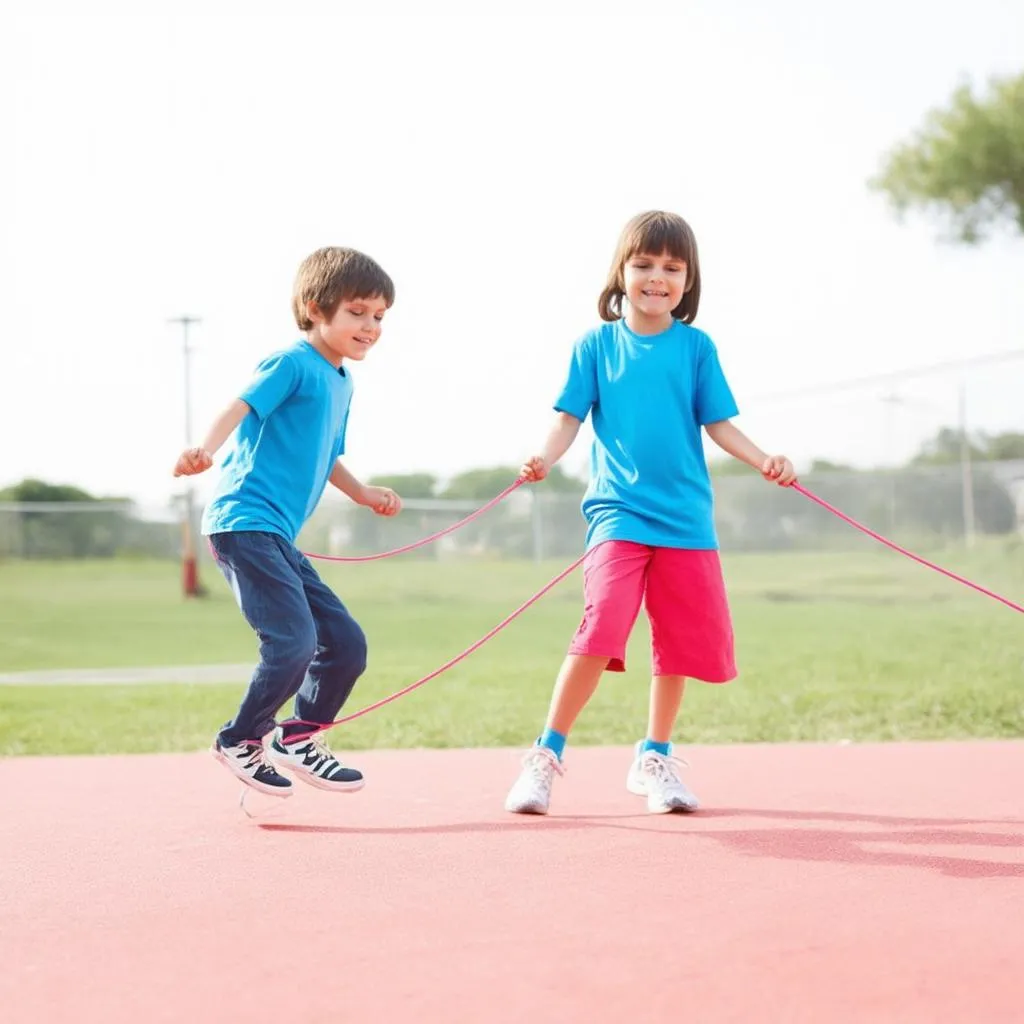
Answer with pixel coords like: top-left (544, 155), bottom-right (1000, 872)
top-left (212, 739), bottom-right (293, 797)
top-left (268, 729), bottom-right (364, 792)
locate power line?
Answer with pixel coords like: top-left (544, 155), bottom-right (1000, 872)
top-left (745, 347), bottom-right (1024, 405)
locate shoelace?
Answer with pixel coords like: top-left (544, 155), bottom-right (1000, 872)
top-left (295, 736), bottom-right (338, 773)
top-left (641, 752), bottom-right (690, 791)
top-left (241, 742), bottom-right (275, 774)
top-left (524, 746), bottom-right (564, 783)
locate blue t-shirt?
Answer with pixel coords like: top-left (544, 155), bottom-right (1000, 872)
top-left (201, 340), bottom-right (353, 543)
top-left (555, 319), bottom-right (739, 551)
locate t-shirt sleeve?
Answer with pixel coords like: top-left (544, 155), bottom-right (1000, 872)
top-left (239, 352), bottom-right (301, 420)
top-left (553, 335), bottom-right (598, 421)
top-left (694, 336), bottom-right (739, 425)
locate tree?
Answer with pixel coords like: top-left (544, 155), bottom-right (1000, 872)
top-left (0, 478), bottom-right (131, 558)
top-left (808, 459), bottom-right (854, 473)
top-left (911, 427), bottom-right (1024, 465)
top-left (367, 473), bottom-right (438, 499)
top-left (983, 432), bottom-right (1024, 461)
top-left (911, 427), bottom-right (986, 466)
top-left (870, 71), bottom-right (1024, 243)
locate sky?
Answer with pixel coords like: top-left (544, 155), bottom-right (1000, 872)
top-left (1, 0), bottom-right (1022, 511)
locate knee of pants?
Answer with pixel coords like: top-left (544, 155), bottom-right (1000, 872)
top-left (321, 614), bottom-right (368, 674)
top-left (261, 624), bottom-right (318, 673)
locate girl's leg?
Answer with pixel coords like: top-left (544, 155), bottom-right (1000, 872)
top-left (628, 548), bottom-right (736, 813)
top-left (539, 541), bottom-right (652, 757)
top-left (536, 654), bottom-right (608, 759)
top-left (505, 542), bottom-right (650, 815)
top-left (645, 674), bottom-right (687, 752)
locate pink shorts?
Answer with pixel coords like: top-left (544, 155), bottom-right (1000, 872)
top-left (568, 541), bottom-right (736, 682)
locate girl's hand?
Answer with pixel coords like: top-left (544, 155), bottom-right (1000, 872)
top-left (520, 456), bottom-right (548, 482)
top-left (174, 447), bottom-right (213, 477)
top-left (762, 455), bottom-right (796, 486)
top-left (359, 485), bottom-right (402, 517)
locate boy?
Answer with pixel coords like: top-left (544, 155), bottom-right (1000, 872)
top-left (173, 246), bottom-right (402, 798)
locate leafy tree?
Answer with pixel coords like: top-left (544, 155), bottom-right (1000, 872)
top-left (0, 478), bottom-right (130, 558)
top-left (911, 427), bottom-right (1024, 465)
top-left (871, 71), bottom-right (1024, 243)
top-left (0, 479), bottom-right (96, 502)
top-left (982, 431), bottom-right (1024, 461)
top-left (367, 473), bottom-right (438, 499)
top-left (911, 427), bottom-right (987, 466)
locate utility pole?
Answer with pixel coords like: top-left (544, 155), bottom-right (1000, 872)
top-left (169, 315), bottom-right (203, 598)
top-left (748, 347), bottom-right (1024, 549)
top-left (958, 380), bottom-right (976, 548)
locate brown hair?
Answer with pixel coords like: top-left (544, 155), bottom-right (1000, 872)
top-left (597, 211), bottom-right (701, 324)
top-left (292, 247), bottom-right (395, 331)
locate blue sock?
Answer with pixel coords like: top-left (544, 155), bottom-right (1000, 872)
top-left (640, 738), bottom-right (671, 757)
top-left (538, 728), bottom-right (567, 760)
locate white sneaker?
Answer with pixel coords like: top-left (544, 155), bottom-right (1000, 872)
top-left (212, 738), bottom-right (293, 798)
top-left (626, 742), bottom-right (699, 813)
top-left (267, 729), bottom-right (364, 792)
top-left (505, 745), bottom-right (564, 814)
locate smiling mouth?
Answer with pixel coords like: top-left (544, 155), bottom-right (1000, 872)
top-left (642, 290), bottom-right (669, 298)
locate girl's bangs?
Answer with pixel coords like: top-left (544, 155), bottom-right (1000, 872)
top-left (624, 215), bottom-right (694, 263)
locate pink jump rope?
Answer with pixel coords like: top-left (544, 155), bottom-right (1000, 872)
top-left (279, 477), bottom-right (1023, 745)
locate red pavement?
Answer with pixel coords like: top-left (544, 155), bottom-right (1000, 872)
top-left (1, 741), bottom-right (1022, 1022)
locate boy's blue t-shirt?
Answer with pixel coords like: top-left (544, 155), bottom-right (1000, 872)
top-left (555, 319), bottom-right (739, 551)
top-left (201, 340), bottom-right (353, 543)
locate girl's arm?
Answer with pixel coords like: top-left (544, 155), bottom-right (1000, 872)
top-left (173, 399), bottom-right (251, 477)
top-left (705, 420), bottom-right (796, 485)
top-left (521, 412), bottom-right (583, 481)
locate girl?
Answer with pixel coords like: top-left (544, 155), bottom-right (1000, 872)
top-left (505, 210), bottom-right (795, 815)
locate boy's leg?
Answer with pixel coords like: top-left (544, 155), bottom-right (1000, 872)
top-left (209, 532), bottom-right (318, 794)
top-left (505, 541), bottom-right (650, 815)
top-left (267, 555), bottom-right (366, 792)
top-left (290, 554), bottom-right (367, 730)
top-left (626, 548), bottom-right (736, 813)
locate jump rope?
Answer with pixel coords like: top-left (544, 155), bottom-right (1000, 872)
top-left (278, 478), bottom-right (1024, 746)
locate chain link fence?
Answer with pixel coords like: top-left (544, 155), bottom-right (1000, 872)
top-left (3, 460), bottom-right (1023, 562)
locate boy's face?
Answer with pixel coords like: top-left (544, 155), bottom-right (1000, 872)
top-left (316, 294), bottom-right (389, 361)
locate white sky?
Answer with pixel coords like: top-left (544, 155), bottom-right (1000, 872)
top-left (2, 0), bottom-right (1022, 509)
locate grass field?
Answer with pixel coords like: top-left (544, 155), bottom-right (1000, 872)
top-left (1, 542), bottom-right (1022, 756)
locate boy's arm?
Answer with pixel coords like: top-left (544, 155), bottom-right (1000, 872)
top-left (329, 461), bottom-right (401, 516)
top-left (521, 412), bottom-right (582, 481)
top-left (704, 420), bottom-right (796, 485)
top-left (173, 399), bottom-right (251, 477)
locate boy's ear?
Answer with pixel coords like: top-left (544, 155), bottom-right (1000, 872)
top-left (306, 300), bottom-right (325, 325)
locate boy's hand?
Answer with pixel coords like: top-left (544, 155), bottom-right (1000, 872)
top-left (520, 456), bottom-right (548, 482)
top-left (359, 485), bottom-right (401, 517)
top-left (762, 454), bottom-right (796, 486)
top-left (174, 447), bottom-right (213, 477)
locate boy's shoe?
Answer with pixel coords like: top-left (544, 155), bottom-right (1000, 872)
top-left (212, 739), bottom-right (293, 797)
top-left (505, 744), bottom-right (564, 815)
top-left (268, 729), bottom-right (364, 792)
top-left (626, 742), bottom-right (699, 813)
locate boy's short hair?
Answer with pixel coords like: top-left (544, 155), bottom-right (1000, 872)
top-left (292, 247), bottom-right (396, 331)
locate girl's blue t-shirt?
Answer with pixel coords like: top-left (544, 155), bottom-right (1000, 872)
top-left (555, 319), bottom-right (739, 551)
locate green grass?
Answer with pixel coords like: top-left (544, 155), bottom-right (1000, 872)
top-left (1, 543), bottom-right (1023, 756)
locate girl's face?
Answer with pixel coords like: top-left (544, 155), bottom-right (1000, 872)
top-left (621, 250), bottom-right (689, 327)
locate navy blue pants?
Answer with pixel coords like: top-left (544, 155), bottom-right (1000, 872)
top-left (208, 531), bottom-right (367, 747)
